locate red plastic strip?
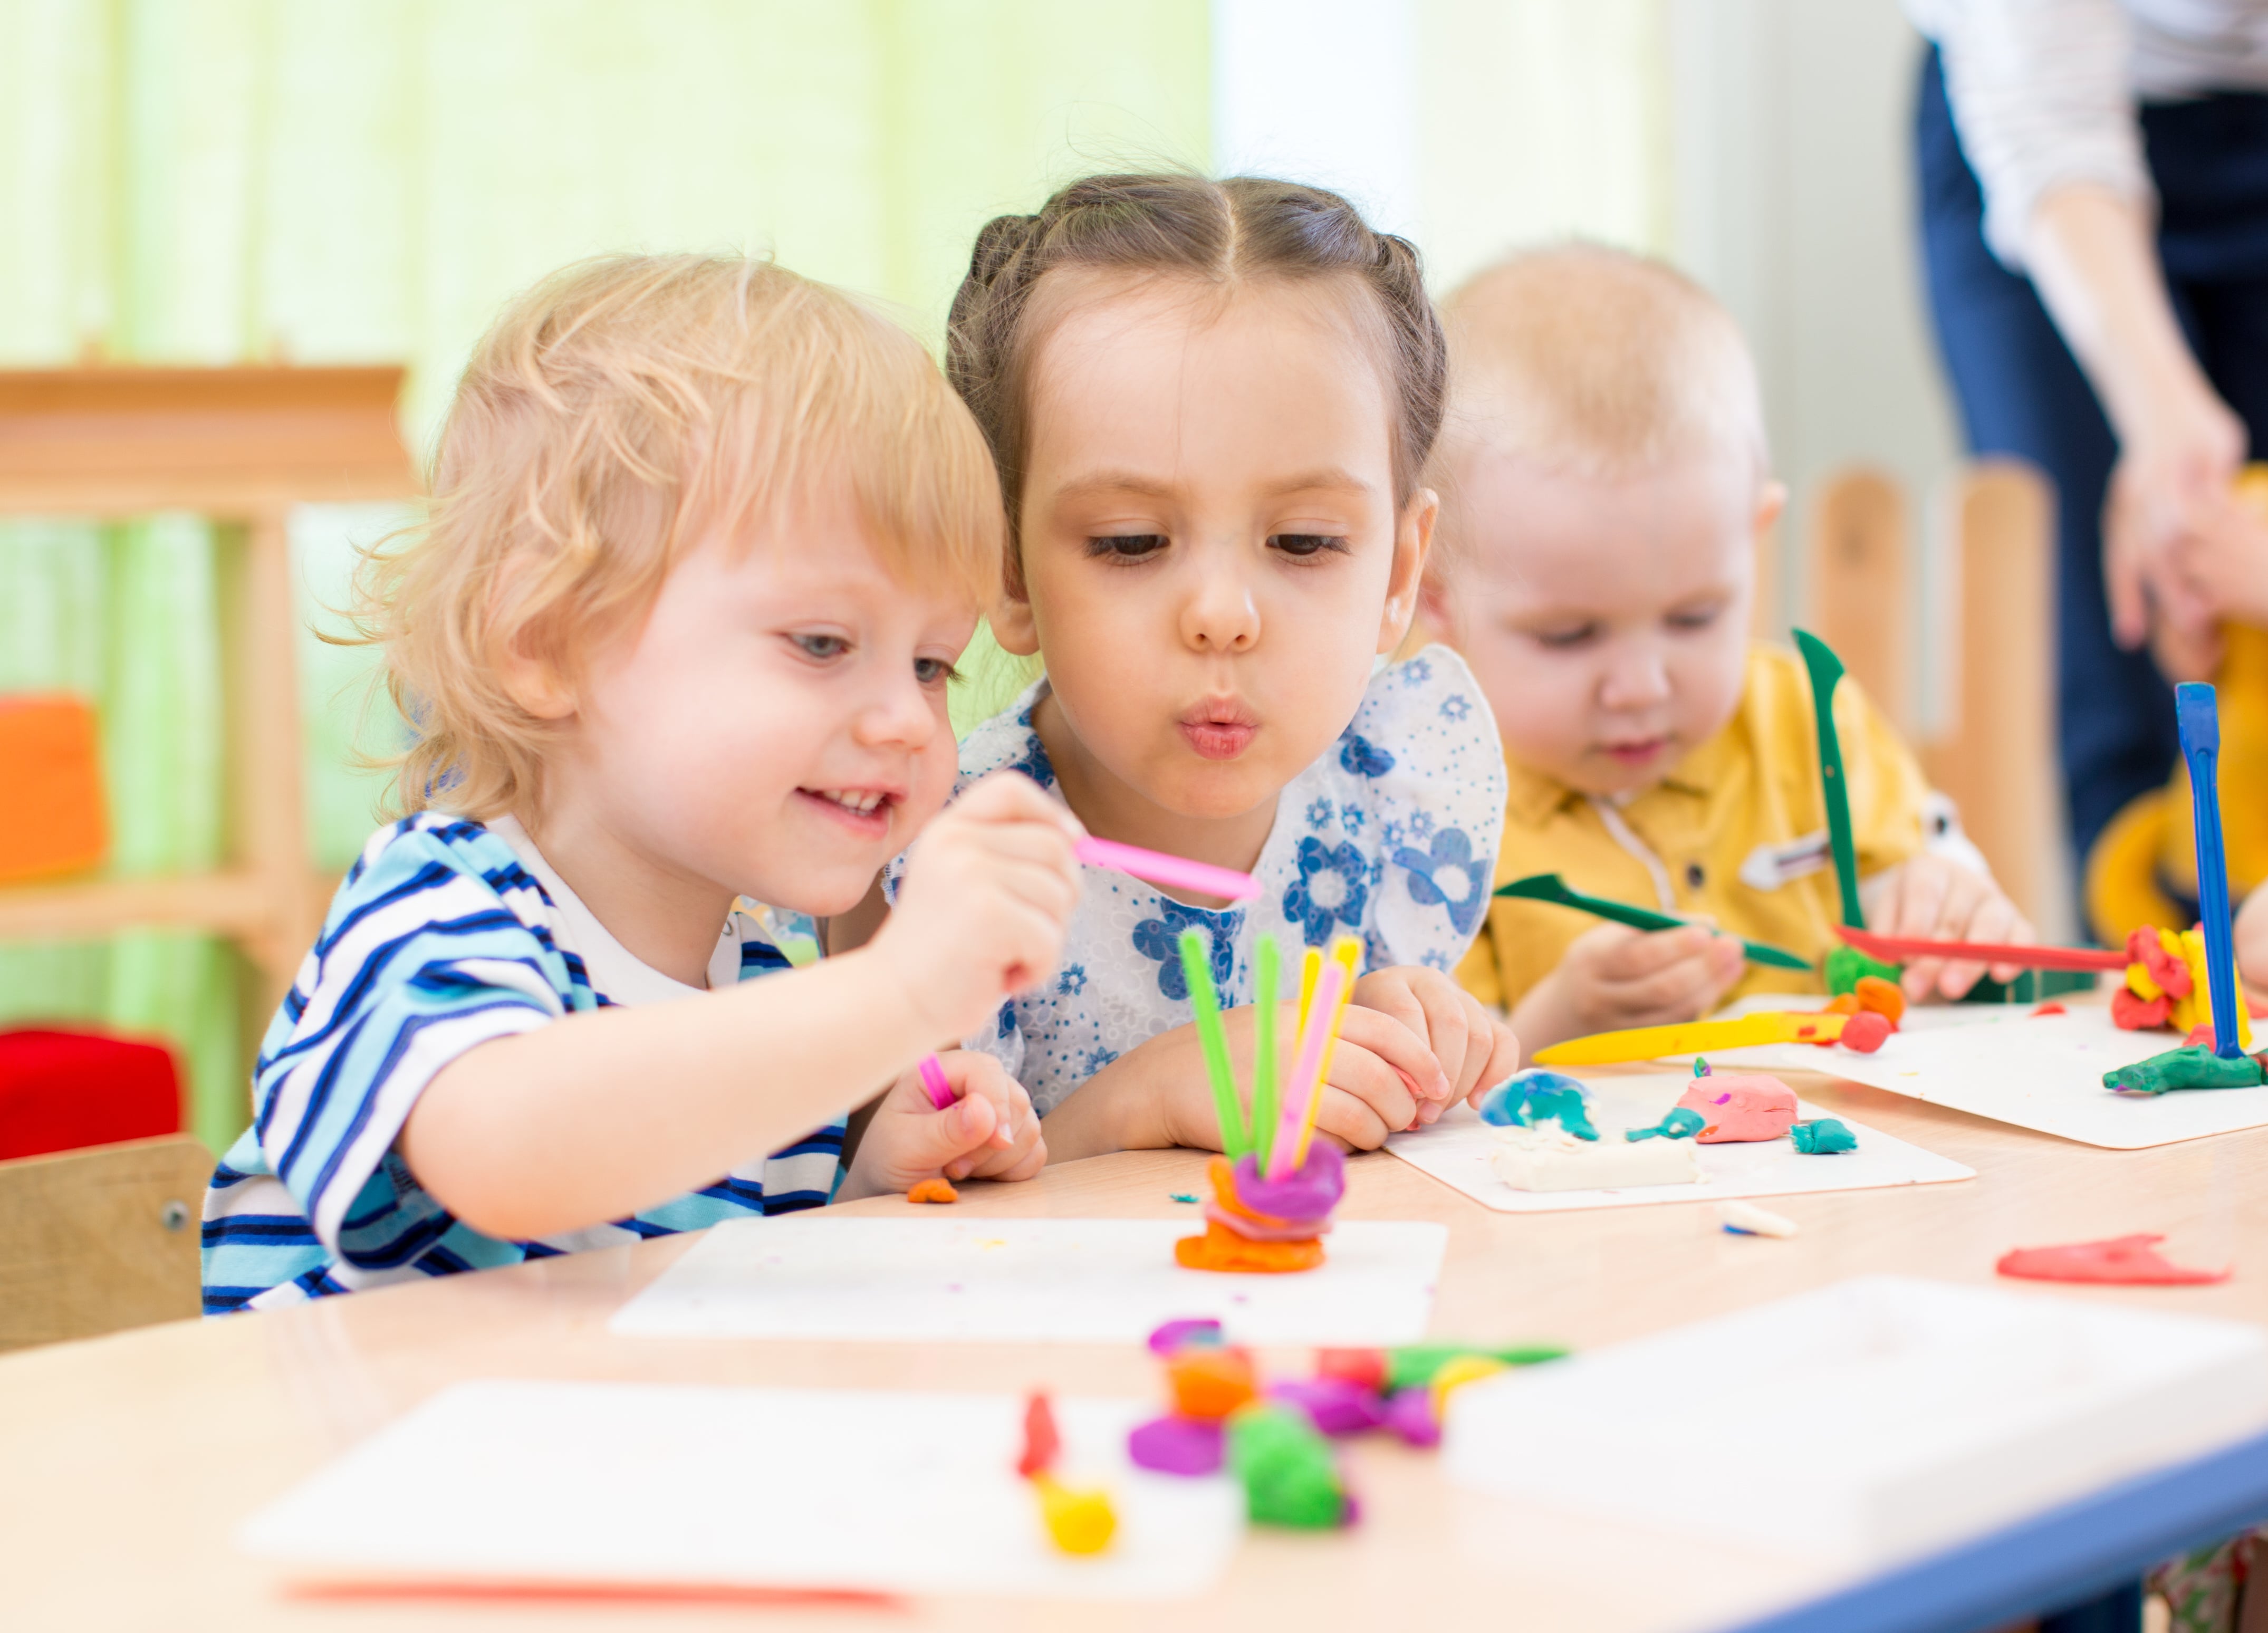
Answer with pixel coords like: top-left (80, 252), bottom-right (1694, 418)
top-left (1834, 926), bottom-right (2127, 972)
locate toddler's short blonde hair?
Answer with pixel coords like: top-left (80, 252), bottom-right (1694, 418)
top-left (360, 253), bottom-right (1004, 820)
top-left (1439, 242), bottom-right (1767, 485)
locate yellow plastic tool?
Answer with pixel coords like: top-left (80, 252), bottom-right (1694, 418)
top-left (1532, 1010), bottom-right (1847, 1067)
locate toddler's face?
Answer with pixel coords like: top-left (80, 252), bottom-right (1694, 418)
top-left (1000, 277), bottom-right (1426, 825)
top-left (1440, 449), bottom-right (1774, 798)
top-left (556, 481), bottom-right (975, 917)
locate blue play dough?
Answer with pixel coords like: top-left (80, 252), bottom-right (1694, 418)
top-left (1477, 1069), bottom-right (1598, 1140)
top-left (1625, 1107), bottom-right (1705, 1142)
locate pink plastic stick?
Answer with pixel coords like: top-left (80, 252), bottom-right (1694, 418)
top-left (1074, 837), bottom-right (1261, 902)
top-left (1267, 962), bottom-right (1348, 1179)
top-left (917, 1054), bottom-right (955, 1111)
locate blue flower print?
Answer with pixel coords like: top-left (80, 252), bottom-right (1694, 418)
top-left (1340, 805), bottom-right (1366, 838)
top-left (1283, 837), bottom-right (1370, 946)
top-left (1379, 819), bottom-right (1405, 849)
top-left (1083, 1047), bottom-right (1120, 1075)
top-left (1131, 900), bottom-right (1243, 1002)
top-left (1305, 797), bottom-right (1334, 830)
top-left (1394, 827), bottom-right (1488, 935)
top-left (1057, 964), bottom-right (1088, 997)
top-left (1403, 656), bottom-right (1433, 685)
top-left (1421, 949), bottom-right (1452, 972)
top-left (1440, 694), bottom-right (1473, 723)
top-left (996, 1002), bottom-right (1017, 1039)
top-left (1408, 809), bottom-right (1435, 838)
top-left (1339, 733), bottom-right (1396, 779)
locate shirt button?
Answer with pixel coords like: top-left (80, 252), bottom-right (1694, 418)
top-left (1684, 861), bottom-right (1706, 890)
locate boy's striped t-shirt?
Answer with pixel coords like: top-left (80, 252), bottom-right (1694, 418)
top-left (201, 812), bottom-right (844, 1315)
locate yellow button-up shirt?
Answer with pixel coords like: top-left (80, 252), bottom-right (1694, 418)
top-left (1457, 643), bottom-right (1932, 1011)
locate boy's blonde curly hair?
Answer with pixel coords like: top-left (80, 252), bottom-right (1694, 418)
top-left (355, 253), bottom-right (1004, 820)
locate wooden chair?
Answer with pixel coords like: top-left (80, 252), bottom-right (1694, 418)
top-left (0, 1134), bottom-right (210, 1351)
top-left (1803, 460), bottom-right (2061, 935)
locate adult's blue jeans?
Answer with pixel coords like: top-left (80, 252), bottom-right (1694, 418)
top-left (1914, 47), bottom-right (2268, 871)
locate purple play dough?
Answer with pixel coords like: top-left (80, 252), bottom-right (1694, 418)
top-left (1232, 1141), bottom-right (1346, 1223)
top-left (1271, 1378), bottom-right (1387, 1437)
top-left (1382, 1387), bottom-right (1440, 1447)
top-left (1128, 1414), bottom-right (1224, 1475)
top-left (1146, 1317), bottom-right (1224, 1357)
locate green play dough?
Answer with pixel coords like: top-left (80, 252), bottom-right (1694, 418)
top-left (1383, 1343), bottom-right (1571, 1396)
top-left (1226, 1405), bottom-right (1345, 1529)
top-left (2102, 1045), bottom-right (2265, 1096)
top-left (1824, 945), bottom-right (1901, 996)
top-left (1789, 1117), bottom-right (1858, 1154)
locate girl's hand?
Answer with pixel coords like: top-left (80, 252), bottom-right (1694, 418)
top-left (839, 1050), bottom-right (1044, 1201)
top-left (1510, 923), bottom-right (1746, 1055)
top-left (872, 772), bottom-right (1083, 1041)
top-left (1349, 965), bottom-right (1520, 1122)
top-left (1860, 856), bottom-right (2034, 1000)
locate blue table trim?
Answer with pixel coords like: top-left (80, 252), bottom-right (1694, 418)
top-left (1712, 1426), bottom-right (2268, 1633)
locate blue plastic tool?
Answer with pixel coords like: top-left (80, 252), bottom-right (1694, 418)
top-left (2175, 683), bottom-right (2244, 1059)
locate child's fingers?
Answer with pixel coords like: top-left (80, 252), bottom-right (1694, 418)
top-left (1597, 948), bottom-right (1725, 1022)
top-left (953, 770), bottom-right (1088, 839)
top-left (1469, 1014), bottom-right (1523, 1103)
top-left (1350, 973), bottom-right (1457, 1100)
top-left (1593, 924), bottom-right (1717, 981)
top-left (1330, 1004), bottom-right (1446, 1115)
top-left (1314, 1034), bottom-right (1423, 1140)
top-left (1308, 1081), bottom-right (1397, 1151)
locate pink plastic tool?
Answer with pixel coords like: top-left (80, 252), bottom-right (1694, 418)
top-left (1074, 837), bottom-right (1261, 902)
top-left (917, 1054), bottom-right (956, 1111)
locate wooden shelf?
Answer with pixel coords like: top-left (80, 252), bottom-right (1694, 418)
top-left (0, 871), bottom-right (331, 942)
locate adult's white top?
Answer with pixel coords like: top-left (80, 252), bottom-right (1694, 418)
top-left (1906, 0), bottom-right (2268, 267)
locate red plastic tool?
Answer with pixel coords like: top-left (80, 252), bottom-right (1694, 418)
top-left (1832, 926), bottom-right (2126, 973)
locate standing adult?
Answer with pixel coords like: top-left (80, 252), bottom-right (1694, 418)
top-left (1909, 0), bottom-right (2268, 914)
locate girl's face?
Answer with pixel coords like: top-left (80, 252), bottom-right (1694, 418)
top-left (997, 275), bottom-right (1430, 838)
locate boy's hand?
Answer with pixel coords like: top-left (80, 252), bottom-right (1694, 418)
top-left (839, 1050), bottom-right (1045, 1201)
top-left (1861, 856), bottom-right (2034, 1000)
top-left (1512, 922), bottom-right (1745, 1053)
top-left (873, 772), bottom-right (1083, 1042)
top-left (1349, 966), bottom-right (1521, 1123)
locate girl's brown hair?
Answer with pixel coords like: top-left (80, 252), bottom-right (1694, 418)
top-left (946, 173), bottom-right (1447, 572)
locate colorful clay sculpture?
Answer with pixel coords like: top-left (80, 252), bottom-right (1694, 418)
top-left (1675, 1073), bottom-right (1798, 1142)
top-left (1996, 1233), bottom-right (2229, 1286)
top-left (1175, 1141), bottom-right (1346, 1274)
top-left (1476, 1069), bottom-right (1598, 1139)
top-left (2112, 925), bottom-right (2257, 1042)
top-left (1789, 1117), bottom-right (1857, 1154)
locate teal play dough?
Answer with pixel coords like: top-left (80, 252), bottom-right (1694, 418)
top-left (1789, 1117), bottom-right (1858, 1154)
top-left (2103, 1045), bottom-right (2266, 1096)
top-left (1477, 1070), bottom-right (1599, 1141)
top-left (1625, 1108), bottom-right (1705, 1142)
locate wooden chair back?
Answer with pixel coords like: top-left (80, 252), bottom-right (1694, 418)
top-left (0, 1134), bottom-right (210, 1352)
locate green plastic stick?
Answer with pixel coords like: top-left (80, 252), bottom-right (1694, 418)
top-left (1179, 929), bottom-right (1246, 1157)
top-left (1250, 936), bottom-right (1280, 1170)
top-left (1792, 629), bottom-right (1865, 929)
top-left (1492, 873), bottom-right (1810, 971)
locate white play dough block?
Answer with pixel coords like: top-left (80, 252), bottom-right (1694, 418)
top-left (1444, 1275), bottom-right (2268, 1564)
top-left (1488, 1125), bottom-right (1699, 1192)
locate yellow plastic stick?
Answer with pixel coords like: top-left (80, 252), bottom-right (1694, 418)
top-left (1531, 1010), bottom-right (1846, 1067)
top-left (1295, 945), bottom-right (1322, 1046)
top-left (1291, 937), bottom-right (1363, 1170)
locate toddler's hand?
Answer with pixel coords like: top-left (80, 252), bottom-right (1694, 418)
top-left (2237, 883), bottom-right (2268, 1014)
top-left (840, 1050), bottom-right (1045, 1201)
top-left (1861, 855), bottom-right (2033, 1000)
top-left (1349, 965), bottom-right (1520, 1124)
top-left (873, 772), bottom-right (1083, 1042)
top-left (1514, 921), bottom-right (1745, 1052)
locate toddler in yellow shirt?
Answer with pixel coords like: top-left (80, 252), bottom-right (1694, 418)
top-left (1425, 245), bottom-right (2035, 1052)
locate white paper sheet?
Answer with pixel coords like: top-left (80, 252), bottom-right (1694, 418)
top-left (1694, 995), bottom-right (2268, 1149)
top-left (241, 1381), bottom-right (1243, 1600)
top-left (609, 1215), bottom-right (1447, 1345)
top-left (1445, 1276), bottom-right (2268, 1563)
top-left (1385, 1075), bottom-right (1972, 1212)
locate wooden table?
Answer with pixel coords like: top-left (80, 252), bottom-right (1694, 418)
top-left (8, 1067), bottom-right (2268, 1631)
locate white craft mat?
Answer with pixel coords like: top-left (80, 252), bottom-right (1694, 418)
top-left (1385, 1074), bottom-right (1971, 1213)
top-left (1688, 993), bottom-right (2268, 1150)
top-left (241, 1381), bottom-right (1242, 1600)
top-left (609, 1215), bottom-right (1447, 1345)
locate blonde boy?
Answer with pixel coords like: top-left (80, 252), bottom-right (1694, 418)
top-left (204, 256), bottom-right (1081, 1311)
top-left (1427, 245), bottom-right (2034, 1051)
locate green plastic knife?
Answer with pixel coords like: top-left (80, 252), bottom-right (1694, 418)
top-left (1493, 872), bottom-right (1812, 971)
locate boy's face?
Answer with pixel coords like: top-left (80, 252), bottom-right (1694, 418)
top-left (1437, 447), bottom-right (1777, 798)
top-left (997, 276), bottom-right (1427, 830)
top-left (553, 481), bottom-right (976, 918)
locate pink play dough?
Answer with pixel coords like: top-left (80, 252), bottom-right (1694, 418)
top-left (1674, 1074), bottom-right (1798, 1143)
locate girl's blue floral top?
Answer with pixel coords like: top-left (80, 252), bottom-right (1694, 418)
top-left (900, 645), bottom-right (1505, 1117)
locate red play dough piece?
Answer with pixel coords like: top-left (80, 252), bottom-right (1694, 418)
top-left (1016, 1391), bottom-right (1059, 1477)
top-left (1675, 1074), bottom-right (1798, 1142)
top-left (2031, 1002), bottom-right (2067, 1016)
top-left (2126, 927), bottom-right (2193, 998)
top-left (1996, 1234), bottom-right (2228, 1286)
top-left (2110, 986), bottom-right (2173, 1031)
top-left (1839, 1011), bottom-right (1893, 1053)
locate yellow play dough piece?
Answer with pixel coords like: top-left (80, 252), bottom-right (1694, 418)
top-left (1033, 1474), bottom-right (1117, 1555)
top-left (1429, 1353), bottom-right (1510, 1421)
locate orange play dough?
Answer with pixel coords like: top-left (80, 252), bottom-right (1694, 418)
top-left (1173, 1221), bottom-right (1324, 1274)
top-left (906, 1177), bottom-right (958, 1204)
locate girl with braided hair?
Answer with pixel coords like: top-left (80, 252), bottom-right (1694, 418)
top-left (869, 173), bottom-right (1519, 1161)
